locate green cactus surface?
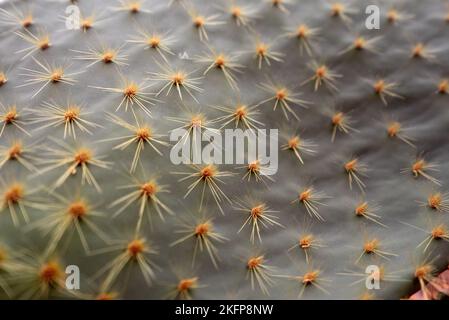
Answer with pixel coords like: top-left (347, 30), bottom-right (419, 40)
top-left (0, 0), bottom-right (448, 300)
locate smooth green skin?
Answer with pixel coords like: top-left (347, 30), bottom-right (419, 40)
top-left (0, 0), bottom-right (448, 299)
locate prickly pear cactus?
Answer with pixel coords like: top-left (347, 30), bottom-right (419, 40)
top-left (0, 0), bottom-right (449, 300)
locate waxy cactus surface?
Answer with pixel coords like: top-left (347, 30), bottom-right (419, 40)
top-left (0, 0), bottom-right (448, 300)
